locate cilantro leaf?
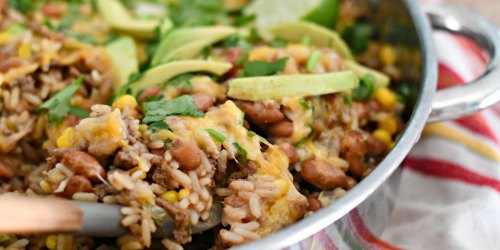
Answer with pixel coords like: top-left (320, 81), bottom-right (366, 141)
top-left (222, 34), bottom-right (252, 51)
top-left (162, 73), bottom-right (193, 89)
top-left (142, 95), bottom-right (204, 125)
top-left (169, 0), bottom-right (228, 27)
top-left (149, 121), bottom-right (170, 132)
top-left (352, 74), bottom-right (376, 101)
top-left (242, 57), bottom-right (289, 77)
top-left (69, 106), bottom-right (90, 118)
top-left (233, 143), bottom-right (248, 164)
top-left (38, 77), bottom-right (83, 126)
top-left (206, 129), bottom-right (226, 142)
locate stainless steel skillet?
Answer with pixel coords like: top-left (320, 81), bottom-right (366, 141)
top-left (1, 0), bottom-right (499, 249)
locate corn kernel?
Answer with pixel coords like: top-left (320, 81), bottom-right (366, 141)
top-left (161, 190), bottom-right (178, 204)
top-left (45, 235), bottom-right (57, 250)
top-left (17, 43), bottom-right (31, 59)
top-left (249, 46), bottom-right (277, 61)
top-left (378, 115), bottom-right (398, 135)
top-left (56, 127), bottom-right (75, 148)
top-left (0, 32), bottom-right (9, 44)
top-left (273, 179), bottom-right (289, 196)
top-left (128, 166), bottom-right (146, 180)
top-left (379, 45), bottom-right (397, 65)
top-left (112, 95), bottom-right (138, 112)
top-left (374, 87), bottom-right (397, 109)
top-left (40, 180), bottom-right (52, 193)
top-left (372, 129), bottom-right (392, 146)
top-left (178, 189), bottom-right (190, 200)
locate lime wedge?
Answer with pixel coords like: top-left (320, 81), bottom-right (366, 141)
top-left (245, 0), bottom-right (339, 38)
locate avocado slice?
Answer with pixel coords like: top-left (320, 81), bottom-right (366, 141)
top-left (97, 0), bottom-right (163, 40)
top-left (151, 26), bottom-right (237, 66)
top-left (105, 36), bottom-right (139, 91)
top-left (268, 21), bottom-right (353, 59)
top-left (227, 71), bottom-right (359, 101)
top-left (130, 60), bottom-right (233, 93)
top-left (344, 60), bottom-right (390, 89)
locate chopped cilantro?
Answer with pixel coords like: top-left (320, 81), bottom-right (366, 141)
top-left (149, 120), bottom-right (170, 132)
top-left (306, 50), bottom-right (321, 70)
top-left (396, 83), bottom-right (411, 103)
top-left (169, 0), bottom-right (228, 27)
top-left (296, 130), bottom-right (315, 148)
top-left (206, 129), bottom-right (226, 142)
top-left (8, 0), bottom-right (35, 13)
top-left (248, 28), bottom-right (261, 42)
top-left (222, 34), bottom-right (252, 51)
top-left (242, 57), bottom-right (288, 77)
top-left (69, 106), bottom-right (89, 118)
top-left (142, 95), bottom-right (204, 126)
top-left (235, 52), bottom-right (249, 67)
top-left (128, 72), bottom-right (145, 84)
top-left (341, 23), bottom-right (373, 54)
top-left (299, 98), bottom-right (310, 109)
top-left (343, 95), bottom-right (353, 106)
top-left (247, 131), bottom-right (257, 137)
top-left (162, 73), bottom-right (193, 89)
top-left (269, 39), bottom-right (288, 48)
top-left (352, 74), bottom-right (376, 101)
top-left (201, 46), bottom-right (211, 58)
top-left (233, 143), bottom-right (248, 164)
top-left (38, 77), bottom-right (84, 126)
top-left (235, 14), bottom-right (255, 27)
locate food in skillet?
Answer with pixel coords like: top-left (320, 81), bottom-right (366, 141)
top-left (0, 0), bottom-right (406, 249)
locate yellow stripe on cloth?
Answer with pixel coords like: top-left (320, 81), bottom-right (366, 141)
top-left (423, 123), bottom-right (500, 162)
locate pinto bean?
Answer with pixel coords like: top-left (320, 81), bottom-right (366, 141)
top-left (60, 150), bottom-right (106, 182)
top-left (58, 175), bottom-right (92, 198)
top-left (191, 93), bottom-right (215, 112)
top-left (277, 142), bottom-right (299, 164)
top-left (343, 176), bottom-right (357, 190)
top-left (0, 162), bottom-right (13, 179)
top-left (268, 120), bottom-right (294, 137)
top-left (301, 159), bottom-right (347, 189)
top-left (170, 139), bottom-right (201, 170)
top-left (307, 197), bottom-right (322, 212)
top-left (237, 101), bottom-right (284, 124)
top-left (341, 131), bottom-right (367, 178)
top-left (41, 3), bottom-right (63, 18)
top-left (138, 85), bottom-right (161, 103)
top-left (365, 133), bottom-right (387, 156)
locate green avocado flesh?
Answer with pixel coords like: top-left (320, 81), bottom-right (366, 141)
top-left (151, 26), bottom-right (237, 66)
top-left (268, 21), bottom-right (353, 59)
top-left (130, 60), bottom-right (233, 93)
top-left (227, 70), bottom-right (359, 101)
top-left (105, 36), bottom-right (138, 90)
top-left (97, 0), bottom-right (161, 40)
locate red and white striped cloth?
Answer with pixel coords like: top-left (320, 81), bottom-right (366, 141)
top-left (291, 1), bottom-right (500, 249)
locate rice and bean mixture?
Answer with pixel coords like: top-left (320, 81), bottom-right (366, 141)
top-left (0, 0), bottom-right (406, 249)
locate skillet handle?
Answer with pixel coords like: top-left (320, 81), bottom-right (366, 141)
top-left (424, 4), bottom-right (500, 123)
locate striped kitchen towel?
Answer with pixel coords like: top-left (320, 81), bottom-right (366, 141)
top-left (292, 4), bottom-right (500, 250)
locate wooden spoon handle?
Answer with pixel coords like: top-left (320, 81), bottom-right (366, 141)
top-left (0, 195), bottom-right (83, 234)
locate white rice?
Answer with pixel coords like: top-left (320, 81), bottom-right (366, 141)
top-left (220, 229), bottom-right (244, 244)
top-left (72, 192), bottom-right (98, 202)
top-left (248, 196), bottom-right (261, 218)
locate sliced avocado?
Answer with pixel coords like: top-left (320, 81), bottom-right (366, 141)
top-left (151, 26), bottom-right (237, 66)
top-left (227, 71), bottom-right (359, 101)
top-left (344, 60), bottom-right (390, 88)
top-left (105, 36), bottom-right (139, 90)
top-left (97, 0), bottom-right (161, 40)
top-left (130, 60), bottom-right (233, 93)
top-left (268, 21), bottom-right (353, 59)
